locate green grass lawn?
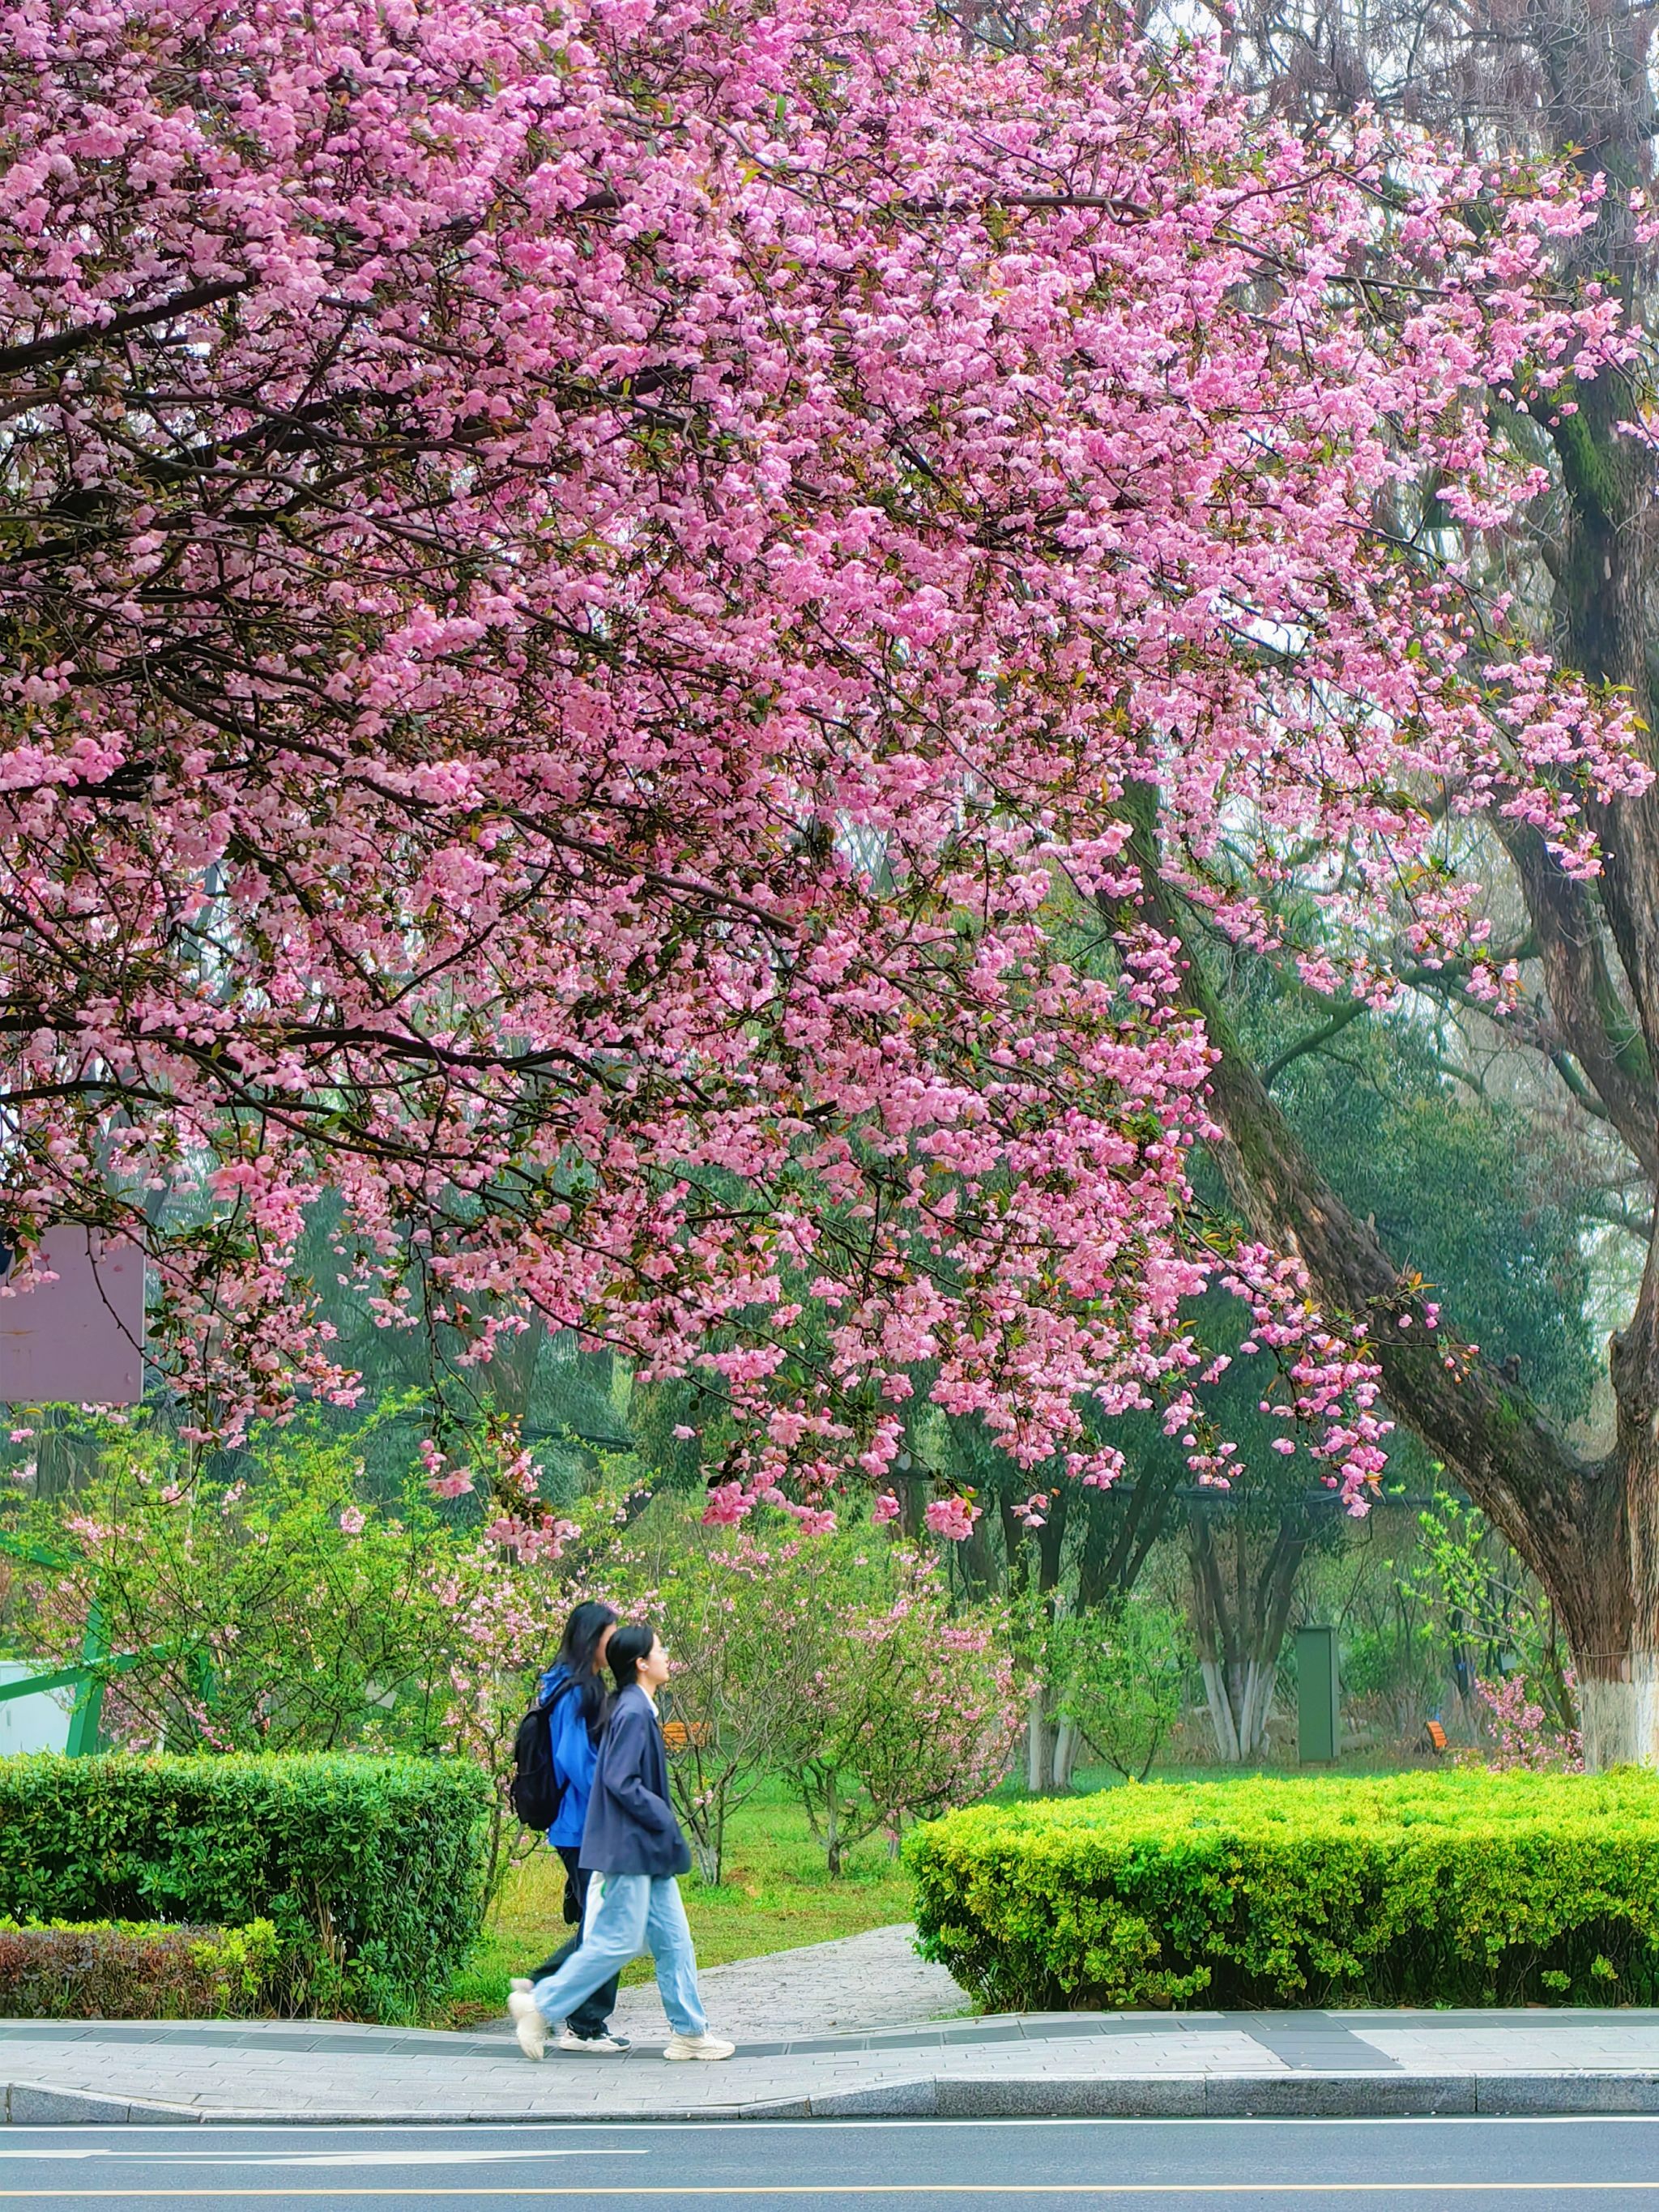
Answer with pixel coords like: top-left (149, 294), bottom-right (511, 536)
top-left (437, 1775), bottom-right (912, 2027)
top-left (436, 1750), bottom-right (1427, 2027)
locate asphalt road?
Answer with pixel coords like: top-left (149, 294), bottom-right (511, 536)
top-left (2, 2116), bottom-right (1659, 2209)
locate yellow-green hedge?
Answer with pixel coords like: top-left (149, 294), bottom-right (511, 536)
top-left (907, 1771), bottom-right (1659, 2010)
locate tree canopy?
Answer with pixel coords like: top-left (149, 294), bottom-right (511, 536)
top-left (0, 0), bottom-right (1639, 1522)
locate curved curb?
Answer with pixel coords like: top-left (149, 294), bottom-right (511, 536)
top-left (4, 2082), bottom-right (206, 2125)
top-left (10, 2071), bottom-right (1659, 2125)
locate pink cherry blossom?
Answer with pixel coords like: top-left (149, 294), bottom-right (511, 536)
top-left (924, 1496), bottom-right (979, 1542)
top-left (0, 0), bottom-right (1639, 1516)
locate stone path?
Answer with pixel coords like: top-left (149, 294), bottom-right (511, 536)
top-left (8, 1927), bottom-right (1659, 2123)
top-left (582, 1922), bottom-right (966, 2046)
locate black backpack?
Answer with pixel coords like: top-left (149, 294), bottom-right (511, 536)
top-left (508, 1682), bottom-right (571, 1831)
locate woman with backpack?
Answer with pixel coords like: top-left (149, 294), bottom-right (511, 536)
top-left (510, 1622), bottom-right (733, 2062)
top-left (508, 1600), bottom-right (628, 2054)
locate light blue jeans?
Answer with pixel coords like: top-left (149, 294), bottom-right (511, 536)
top-left (531, 1871), bottom-right (707, 2037)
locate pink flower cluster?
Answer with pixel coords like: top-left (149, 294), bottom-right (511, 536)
top-left (1474, 1672), bottom-right (1584, 1772)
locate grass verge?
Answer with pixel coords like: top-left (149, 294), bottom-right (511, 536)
top-left (435, 1775), bottom-right (911, 2026)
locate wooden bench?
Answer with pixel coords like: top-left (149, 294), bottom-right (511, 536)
top-left (661, 1719), bottom-right (711, 1752)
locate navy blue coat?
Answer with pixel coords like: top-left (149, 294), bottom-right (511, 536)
top-left (578, 1684), bottom-right (693, 1877)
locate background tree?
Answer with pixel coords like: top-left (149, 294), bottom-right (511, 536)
top-left (1072, 0), bottom-right (1659, 1767)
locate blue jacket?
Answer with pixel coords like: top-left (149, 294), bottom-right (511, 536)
top-left (535, 1664), bottom-right (601, 1850)
top-left (578, 1683), bottom-right (692, 1877)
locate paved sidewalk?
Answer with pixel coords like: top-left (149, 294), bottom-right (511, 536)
top-left (11, 2000), bottom-right (1659, 2122)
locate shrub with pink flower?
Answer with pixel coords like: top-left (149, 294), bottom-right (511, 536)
top-left (15, 1411), bottom-right (638, 1886)
top-left (781, 1548), bottom-right (1018, 1873)
top-left (1474, 1672), bottom-right (1584, 1773)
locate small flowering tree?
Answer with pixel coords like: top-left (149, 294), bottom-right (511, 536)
top-left (1473, 1673), bottom-right (1585, 1773)
top-left (644, 1528), bottom-right (839, 1884)
top-left (782, 1550), bottom-right (1018, 1874)
top-left (24, 1418), bottom-right (471, 1755)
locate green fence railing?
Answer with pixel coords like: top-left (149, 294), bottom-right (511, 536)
top-left (0, 1533), bottom-right (181, 1754)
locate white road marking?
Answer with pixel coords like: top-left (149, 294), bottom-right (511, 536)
top-left (6, 2183), bottom-right (1659, 2200)
top-left (0, 2150), bottom-right (647, 2167)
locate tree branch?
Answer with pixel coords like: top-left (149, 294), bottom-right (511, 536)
top-left (1500, 823), bottom-right (1659, 1179)
top-left (0, 279), bottom-right (251, 377)
top-left (1262, 998), bottom-right (1371, 1088)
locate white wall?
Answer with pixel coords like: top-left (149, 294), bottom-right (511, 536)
top-left (0, 1661), bottom-right (72, 1755)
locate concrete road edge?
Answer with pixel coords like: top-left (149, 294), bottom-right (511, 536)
top-left (11, 2072), bottom-right (1659, 2125)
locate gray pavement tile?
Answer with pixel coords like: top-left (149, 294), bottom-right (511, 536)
top-left (25, 1994), bottom-right (1659, 2129)
top-left (1235, 2012), bottom-right (1405, 2073)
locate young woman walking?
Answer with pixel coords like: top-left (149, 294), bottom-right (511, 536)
top-left (509, 1622), bottom-right (733, 2062)
top-left (508, 1600), bottom-right (629, 2054)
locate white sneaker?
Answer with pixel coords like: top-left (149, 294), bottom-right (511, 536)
top-left (663, 2031), bottom-right (735, 2062)
top-left (557, 2029), bottom-right (631, 2055)
top-left (508, 1992), bottom-right (548, 2062)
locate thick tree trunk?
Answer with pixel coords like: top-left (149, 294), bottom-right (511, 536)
top-left (1025, 1686), bottom-right (1054, 1792)
top-left (1196, 1658), bottom-right (1281, 1763)
top-left (1137, 873), bottom-right (1657, 1766)
top-left (1576, 1236), bottom-right (1659, 1767)
top-left (1189, 0), bottom-right (1659, 1775)
top-left (1006, 1486), bottom-right (1071, 1791)
top-left (1051, 1717), bottom-right (1081, 1792)
top-left (957, 1509), bottom-right (1000, 1601)
top-left (1188, 1507), bottom-right (1306, 1764)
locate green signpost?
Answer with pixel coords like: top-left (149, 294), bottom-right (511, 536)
top-left (1295, 1624), bottom-right (1341, 1766)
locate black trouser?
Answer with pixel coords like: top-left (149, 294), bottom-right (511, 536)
top-left (527, 1847), bottom-right (621, 2039)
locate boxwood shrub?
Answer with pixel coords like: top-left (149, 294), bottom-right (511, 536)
top-left (0, 1917), bottom-right (279, 2019)
top-left (908, 1770), bottom-right (1659, 2010)
top-left (0, 1754), bottom-right (493, 2022)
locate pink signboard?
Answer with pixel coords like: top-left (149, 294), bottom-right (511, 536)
top-left (0, 1228), bottom-right (146, 1405)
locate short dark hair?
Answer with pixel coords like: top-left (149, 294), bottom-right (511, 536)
top-left (608, 1622), bottom-right (658, 1689)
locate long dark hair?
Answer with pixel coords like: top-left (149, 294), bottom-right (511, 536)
top-left (555, 1600), bottom-right (619, 1736)
top-left (607, 1621), bottom-right (658, 1690)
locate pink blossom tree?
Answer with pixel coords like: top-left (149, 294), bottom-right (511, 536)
top-left (0, 0), bottom-right (1645, 1687)
top-left (782, 1547), bottom-right (1017, 1873)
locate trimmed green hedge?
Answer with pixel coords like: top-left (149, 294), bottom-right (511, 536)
top-left (0, 1755), bottom-right (493, 2022)
top-left (0, 1917), bottom-right (279, 2019)
top-left (908, 1771), bottom-right (1659, 2010)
